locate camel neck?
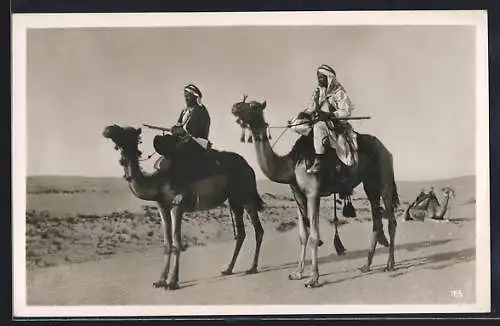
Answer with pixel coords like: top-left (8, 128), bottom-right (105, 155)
top-left (126, 156), bottom-right (160, 201)
top-left (250, 127), bottom-right (295, 184)
top-left (438, 195), bottom-right (451, 218)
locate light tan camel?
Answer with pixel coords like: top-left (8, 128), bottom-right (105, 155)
top-left (405, 187), bottom-right (455, 221)
top-left (231, 98), bottom-right (400, 288)
top-left (103, 124), bottom-right (265, 290)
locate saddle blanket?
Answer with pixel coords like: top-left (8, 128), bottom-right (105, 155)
top-left (192, 137), bottom-right (211, 150)
top-left (289, 115), bottom-right (358, 166)
top-left (321, 120), bottom-right (359, 167)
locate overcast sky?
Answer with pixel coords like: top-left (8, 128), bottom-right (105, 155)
top-left (26, 25), bottom-right (476, 181)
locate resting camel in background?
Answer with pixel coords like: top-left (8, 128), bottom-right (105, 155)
top-left (231, 97), bottom-right (400, 288)
top-left (103, 124), bottom-right (265, 290)
top-left (405, 187), bottom-right (456, 221)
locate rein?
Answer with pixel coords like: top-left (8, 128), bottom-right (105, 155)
top-left (138, 151), bottom-right (157, 162)
top-left (242, 116), bottom-right (371, 149)
top-left (239, 120), bottom-right (306, 149)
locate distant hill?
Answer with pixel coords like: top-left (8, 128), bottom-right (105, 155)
top-left (24, 174), bottom-right (475, 215)
top-left (256, 175), bottom-right (475, 203)
top-left (27, 175), bottom-right (128, 194)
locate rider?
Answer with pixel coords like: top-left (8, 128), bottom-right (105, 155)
top-left (410, 189), bottom-right (428, 208)
top-left (427, 187), bottom-right (439, 204)
top-left (172, 83), bottom-right (211, 149)
top-left (303, 64), bottom-right (356, 174)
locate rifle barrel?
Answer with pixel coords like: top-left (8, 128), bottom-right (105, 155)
top-left (324, 115), bottom-right (371, 120)
top-left (142, 124), bottom-right (171, 132)
top-left (340, 116), bottom-right (371, 120)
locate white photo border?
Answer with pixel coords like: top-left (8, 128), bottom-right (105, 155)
top-left (12, 10), bottom-right (491, 317)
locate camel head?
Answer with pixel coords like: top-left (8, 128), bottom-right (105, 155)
top-left (103, 124), bottom-right (143, 181)
top-left (231, 95), bottom-right (268, 129)
top-left (441, 187), bottom-right (456, 199)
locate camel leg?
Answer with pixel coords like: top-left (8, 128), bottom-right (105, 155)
top-left (166, 205), bottom-right (182, 290)
top-left (382, 193), bottom-right (397, 271)
top-left (304, 195), bottom-right (321, 288)
top-left (221, 204), bottom-right (245, 275)
top-left (359, 187), bottom-right (385, 273)
top-left (244, 205), bottom-right (264, 274)
top-left (153, 202), bottom-right (172, 289)
top-left (289, 185), bottom-right (308, 281)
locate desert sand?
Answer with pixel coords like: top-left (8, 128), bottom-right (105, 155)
top-left (25, 175), bottom-right (477, 306)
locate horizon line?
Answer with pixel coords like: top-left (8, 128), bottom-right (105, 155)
top-left (25, 173), bottom-right (476, 184)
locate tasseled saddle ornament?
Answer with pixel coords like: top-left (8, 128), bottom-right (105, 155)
top-left (342, 195), bottom-right (356, 218)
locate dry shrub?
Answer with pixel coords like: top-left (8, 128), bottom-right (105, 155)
top-left (275, 220), bottom-right (297, 233)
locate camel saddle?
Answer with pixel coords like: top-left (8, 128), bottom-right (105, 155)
top-left (289, 111), bottom-right (359, 167)
top-left (153, 133), bottom-right (228, 188)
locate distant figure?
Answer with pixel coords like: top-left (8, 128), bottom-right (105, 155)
top-left (405, 187), bottom-right (454, 221)
top-left (172, 84), bottom-right (211, 149)
top-left (303, 64), bottom-right (357, 174)
top-left (412, 189), bottom-right (428, 208)
top-left (426, 186), bottom-right (440, 219)
top-left (427, 187), bottom-right (438, 203)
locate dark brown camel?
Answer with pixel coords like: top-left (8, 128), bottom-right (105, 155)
top-left (103, 124), bottom-right (265, 290)
top-left (231, 98), bottom-right (400, 288)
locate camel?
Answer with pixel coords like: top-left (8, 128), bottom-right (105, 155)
top-left (102, 124), bottom-right (265, 290)
top-left (231, 97), bottom-right (400, 288)
top-left (405, 187), bottom-right (455, 221)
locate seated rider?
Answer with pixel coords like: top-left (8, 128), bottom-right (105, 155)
top-left (427, 187), bottom-right (439, 205)
top-left (154, 84), bottom-right (212, 171)
top-left (415, 189), bottom-right (428, 203)
top-left (303, 64), bottom-right (356, 174)
top-left (410, 189), bottom-right (428, 208)
top-left (172, 83), bottom-right (211, 149)
top-left (173, 83), bottom-right (222, 168)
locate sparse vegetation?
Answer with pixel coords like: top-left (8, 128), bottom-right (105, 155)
top-left (276, 220), bottom-right (297, 233)
top-left (25, 175), bottom-right (476, 270)
top-left (28, 188), bottom-right (111, 194)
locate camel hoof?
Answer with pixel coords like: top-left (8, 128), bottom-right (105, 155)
top-left (359, 265), bottom-right (371, 273)
top-left (167, 282), bottom-right (180, 290)
top-left (245, 268), bottom-right (258, 275)
top-left (304, 279), bottom-right (321, 288)
top-left (288, 272), bottom-right (304, 280)
top-left (336, 249), bottom-right (346, 256)
top-left (384, 262), bottom-right (395, 272)
top-left (221, 269), bottom-right (233, 276)
top-left (153, 279), bottom-right (167, 288)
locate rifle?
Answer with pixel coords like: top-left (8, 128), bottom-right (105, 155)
top-left (142, 123), bottom-right (211, 149)
top-left (321, 113), bottom-right (371, 121)
top-left (142, 124), bottom-right (172, 133)
top-left (335, 116), bottom-right (371, 120)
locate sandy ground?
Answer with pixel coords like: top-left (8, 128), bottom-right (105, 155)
top-left (24, 176), bottom-right (477, 307)
top-left (27, 216), bottom-right (475, 305)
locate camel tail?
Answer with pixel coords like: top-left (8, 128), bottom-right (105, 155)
top-left (392, 179), bottom-right (400, 211)
top-left (254, 192), bottom-right (265, 212)
top-left (369, 133), bottom-right (400, 213)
